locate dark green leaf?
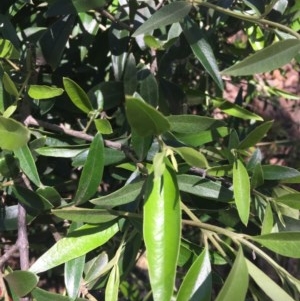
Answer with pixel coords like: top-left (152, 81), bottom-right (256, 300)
top-left (181, 16), bottom-right (223, 90)
top-left (125, 96), bottom-right (170, 137)
top-left (144, 166), bottom-right (181, 301)
top-left (177, 247), bottom-right (212, 301)
top-left (222, 39), bottom-right (300, 76)
top-left (262, 165), bottom-right (300, 180)
top-left (52, 208), bottom-right (119, 223)
top-left (215, 248), bottom-right (248, 301)
top-left (0, 154), bottom-right (19, 178)
top-left (90, 181), bottom-right (144, 208)
top-left (0, 116), bottom-right (30, 150)
top-left (238, 121), bottom-right (273, 149)
top-left (252, 232), bottom-right (300, 258)
top-left (29, 223), bottom-right (119, 273)
top-left (4, 271), bottom-right (38, 297)
top-left (139, 71), bottom-right (159, 107)
top-left (177, 174), bottom-right (233, 202)
top-left (132, 2), bottom-right (192, 37)
top-left (233, 159), bottom-right (251, 226)
top-left (31, 287), bottom-right (88, 301)
top-left (37, 186), bottom-right (62, 207)
top-left (123, 53), bottom-right (138, 95)
top-left (63, 77), bottom-right (93, 114)
top-left (14, 144), bottom-right (42, 187)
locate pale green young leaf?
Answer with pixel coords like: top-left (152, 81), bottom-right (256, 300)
top-left (222, 39), bottom-right (300, 76)
top-left (105, 265), bottom-right (120, 301)
top-left (233, 159), bottom-right (251, 226)
top-left (0, 117), bottom-right (30, 150)
top-left (144, 165), bottom-right (181, 301)
top-left (177, 247), bottom-right (212, 301)
top-left (261, 203), bottom-right (274, 235)
top-left (29, 223), bottom-right (119, 274)
top-left (252, 232), bottom-right (300, 258)
top-left (94, 119), bottom-right (113, 134)
top-left (275, 193), bottom-right (300, 209)
top-left (28, 85), bottom-right (64, 99)
top-left (63, 77), bottom-right (93, 114)
top-left (215, 248), bottom-right (248, 301)
top-left (74, 133), bottom-right (104, 205)
top-left (132, 2), bottom-right (192, 37)
top-left (173, 147), bottom-right (208, 168)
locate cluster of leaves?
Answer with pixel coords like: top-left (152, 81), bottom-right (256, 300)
top-left (1, 0), bottom-right (300, 300)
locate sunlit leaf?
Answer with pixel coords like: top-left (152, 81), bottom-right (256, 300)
top-left (0, 117), bottom-right (30, 150)
top-left (275, 193), bottom-right (300, 209)
top-left (105, 265), bottom-right (119, 301)
top-left (132, 2), bottom-right (192, 37)
top-left (233, 159), bottom-right (251, 226)
top-left (0, 39), bottom-right (19, 59)
top-left (3, 72), bottom-right (19, 97)
top-left (144, 165), bottom-right (181, 301)
top-left (94, 119), bottom-right (113, 134)
top-left (261, 203), bottom-right (273, 235)
top-left (173, 147), bottom-right (208, 168)
top-left (215, 248), bottom-right (248, 301)
top-left (222, 39), bottom-right (300, 76)
top-left (177, 247), bottom-right (212, 301)
top-left (29, 222), bottom-right (119, 273)
top-left (28, 85), bottom-right (64, 99)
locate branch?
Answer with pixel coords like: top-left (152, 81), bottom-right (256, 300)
top-left (0, 243), bottom-right (19, 269)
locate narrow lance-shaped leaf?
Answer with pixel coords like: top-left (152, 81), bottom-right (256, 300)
top-left (105, 265), bottom-right (119, 301)
top-left (2, 72), bottom-right (19, 97)
top-left (181, 16), bottom-right (223, 90)
top-left (143, 164), bottom-right (181, 301)
top-left (222, 39), bottom-right (300, 76)
top-left (233, 158), bottom-right (251, 226)
top-left (0, 116), bottom-right (30, 150)
top-left (261, 165), bottom-right (300, 180)
top-left (251, 232), bottom-right (300, 258)
top-left (29, 223), bottom-right (119, 274)
top-left (132, 2), bottom-right (192, 37)
top-left (125, 96), bottom-right (170, 137)
top-left (63, 77), bottom-right (93, 114)
top-left (177, 247), bottom-right (212, 301)
top-left (215, 248), bottom-right (248, 301)
top-left (74, 133), bottom-right (104, 205)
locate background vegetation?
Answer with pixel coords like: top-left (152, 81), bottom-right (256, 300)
top-left (0, 0), bottom-right (300, 300)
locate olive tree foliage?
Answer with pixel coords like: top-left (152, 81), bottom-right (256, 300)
top-left (0, 0), bottom-right (300, 300)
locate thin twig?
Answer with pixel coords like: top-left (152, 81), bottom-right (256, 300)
top-left (99, 8), bottom-right (133, 31)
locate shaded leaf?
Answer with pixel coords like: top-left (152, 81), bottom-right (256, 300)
top-left (177, 247), bottom-right (212, 301)
top-left (125, 96), bottom-right (170, 137)
top-left (233, 159), bottom-right (251, 226)
top-left (63, 77), bottom-right (93, 114)
top-left (143, 166), bottom-right (181, 301)
top-left (222, 39), bottom-right (300, 76)
top-left (132, 2), bottom-right (192, 37)
top-left (0, 116), bottom-right (30, 150)
top-left (28, 85), bottom-right (64, 99)
top-left (215, 248), bottom-right (248, 301)
top-left (31, 287), bottom-right (88, 301)
top-left (262, 165), bottom-right (300, 180)
top-left (252, 232), bottom-right (300, 258)
top-left (261, 203), bottom-right (273, 235)
top-left (4, 271), bottom-right (38, 297)
top-left (90, 181), bottom-right (143, 208)
top-left (29, 223), bottom-right (119, 273)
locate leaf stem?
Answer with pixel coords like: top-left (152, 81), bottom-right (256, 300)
top-left (194, 1), bottom-right (300, 40)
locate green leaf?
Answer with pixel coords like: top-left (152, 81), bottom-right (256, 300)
top-left (275, 193), bottom-right (300, 209)
top-left (0, 116), bottom-right (30, 150)
top-left (14, 144), bottom-right (42, 187)
top-left (246, 259), bottom-right (295, 301)
top-left (4, 271), bottom-right (38, 297)
top-left (222, 39), bottom-right (300, 76)
top-left (132, 2), bottom-right (192, 37)
top-left (261, 203), bottom-right (273, 235)
top-left (0, 39), bottom-right (19, 59)
top-left (63, 77), bottom-right (93, 113)
top-left (31, 287), bottom-right (88, 301)
top-left (181, 16), bottom-right (223, 90)
top-left (37, 186), bottom-right (62, 207)
top-left (167, 115), bottom-right (225, 134)
top-left (173, 147), bottom-right (208, 168)
top-left (84, 252), bottom-right (109, 284)
top-left (28, 85), bottom-right (64, 99)
top-left (177, 174), bottom-right (233, 202)
top-left (213, 99), bottom-right (263, 121)
top-left (252, 232), bottom-right (300, 258)
top-left (251, 163), bottom-right (264, 189)
top-left (123, 53), bottom-right (138, 95)
top-left (94, 119), bottom-right (113, 134)
top-left (215, 248), bottom-right (248, 301)
top-left (177, 247), bottom-right (212, 301)
top-left (74, 133), bottom-right (104, 205)
top-left (3, 72), bottom-right (19, 97)
top-left (131, 129), bottom-right (152, 161)
top-left (139, 71), bottom-right (159, 107)
top-left (52, 208), bottom-right (119, 223)
top-left (105, 265), bottom-right (120, 301)
top-left (90, 181), bottom-right (143, 208)
top-left (0, 154), bottom-right (19, 178)
top-left (233, 159), bottom-right (251, 226)
top-left (72, 0), bottom-right (107, 12)
top-left (65, 223), bottom-right (86, 300)
top-left (238, 121), bottom-right (273, 149)
top-left (262, 165), bottom-right (300, 180)
top-left (125, 96), bottom-right (170, 137)
top-left (29, 222), bottom-right (119, 273)
top-left (36, 145), bottom-right (87, 158)
top-left (143, 166), bottom-right (181, 301)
